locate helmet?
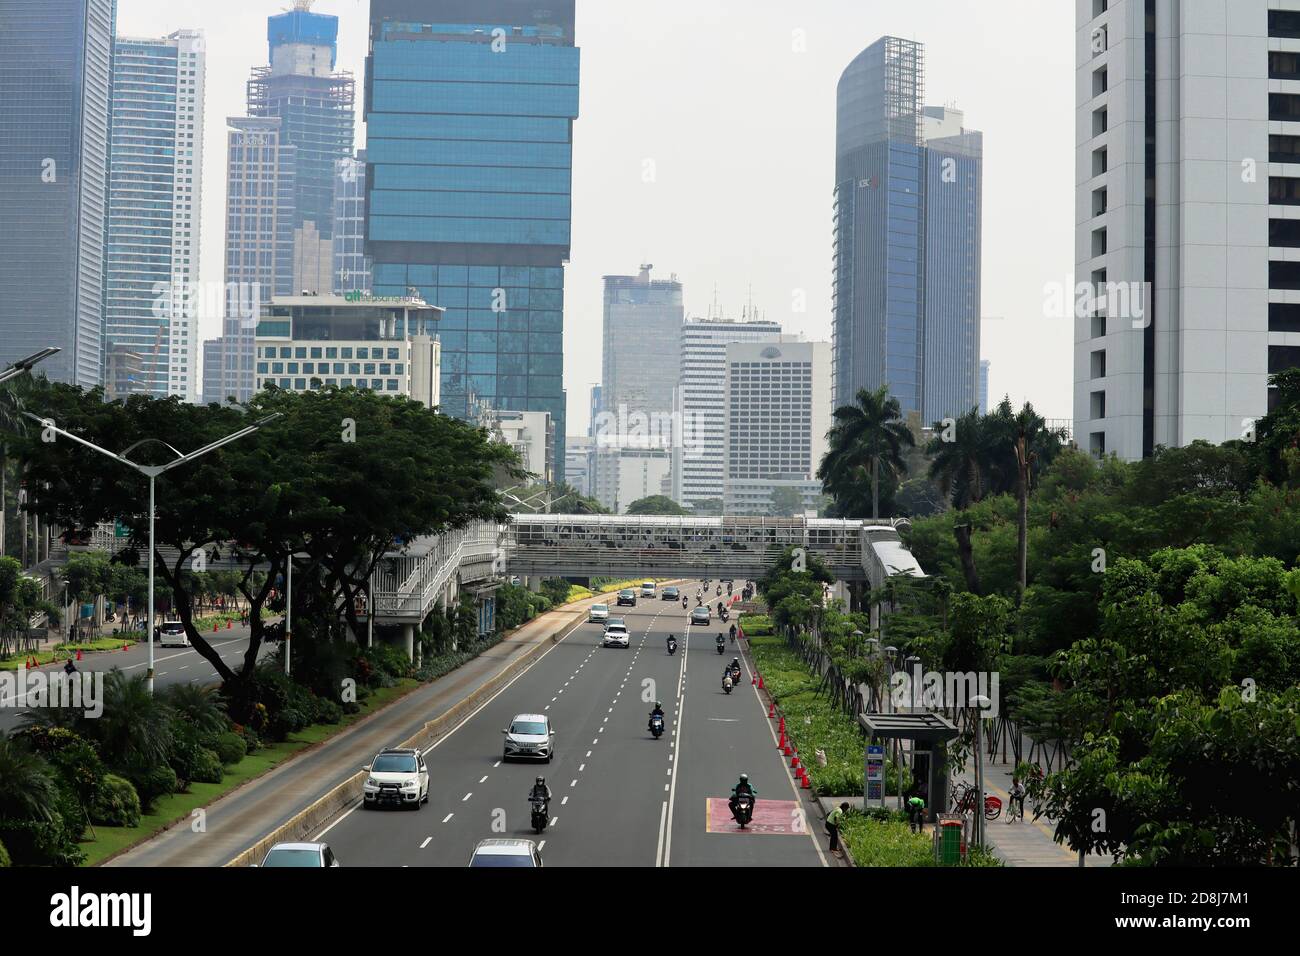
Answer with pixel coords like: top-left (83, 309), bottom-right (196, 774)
top-left (655, 701), bottom-right (662, 708)
top-left (535, 776), bottom-right (545, 784)
top-left (739, 773), bottom-right (749, 783)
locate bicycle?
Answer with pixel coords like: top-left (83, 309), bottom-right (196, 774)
top-left (952, 782), bottom-right (1002, 821)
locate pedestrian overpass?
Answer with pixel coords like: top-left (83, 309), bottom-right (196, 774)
top-left (39, 514), bottom-right (925, 655)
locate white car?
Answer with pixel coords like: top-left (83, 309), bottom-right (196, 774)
top-left (502, 713), bottom-right (555, 762)
top-left (640, 581), bottom-right (656, 598)
top-left (257, 842), bottom-right (340, 867)
top-left (588, 603), bottom-right (609, 624)
top-left (362, 748), bottom-right (429, 810)
top-left (602, 622), bottom-right (630, 648)
top-left (467, 839), bottom-right (543, 868)
top-left (155, 620), bottom-right (189, 648)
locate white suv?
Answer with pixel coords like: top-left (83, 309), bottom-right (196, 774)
top-left (588, 603), bottom-right (609, 624)
top-left (602, 621), bottom-right (631, 648)
top-left (502, 714), bottom-right (555, 762)
top-left (362, 748), bottom-right (429, 810)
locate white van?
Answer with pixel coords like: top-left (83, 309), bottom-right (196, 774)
top-left (640, 581), bottom-right (656, 598)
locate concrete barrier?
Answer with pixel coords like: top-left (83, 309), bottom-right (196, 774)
top-left (225, 611), bottom-right (587, 867)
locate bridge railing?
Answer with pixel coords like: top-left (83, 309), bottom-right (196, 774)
top-left (369, 521), bottom-right (501, 622)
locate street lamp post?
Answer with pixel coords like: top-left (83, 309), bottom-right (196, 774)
top-left (971, 694), bottom-right (991, 851)
top-left (26, 412), bottom-right (280, 693)
top-left (284, 549), bottom-right (310, 676)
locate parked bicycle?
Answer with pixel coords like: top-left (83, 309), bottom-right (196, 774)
top-left (952, 782), bottom-right (1002, 821)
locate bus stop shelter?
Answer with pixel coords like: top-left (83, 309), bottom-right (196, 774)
top-left (858, 712), bottom-right (960, 822)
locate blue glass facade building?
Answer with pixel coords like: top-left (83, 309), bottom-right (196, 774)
top-left (0, 0), bottom-right (116, 387)
top-left (832, 37), bottom-right (982, 426)
top-left (365, 0), bottom-right (579, 481)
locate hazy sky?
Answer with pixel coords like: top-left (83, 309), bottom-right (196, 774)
top-left (116, 0), bottom-right (1075, 432)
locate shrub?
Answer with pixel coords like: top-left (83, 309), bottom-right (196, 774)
top-left (267, 707), bottom-right (306, 741)
top-left (0, 836), bottom-right (8, 867)
top-left (89, 774), bottom-right (141, 827)
top-left (314, 698), bottom-right (343, 725)
top-left (18, 726), bottom-right (106, 805)
top-left (126, 764), bottom-right (177, 813)
top-left (361, 643), bottom-right (415, 683)
top-left (213, 732), bottom-right (247, 765)
top-left (0, 816), bottom-right (86, 867)
top-left (189, 748), bottom-right (224, 785)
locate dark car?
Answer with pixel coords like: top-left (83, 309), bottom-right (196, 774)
top-left (662, 586), bottom-right (680, 600)
top-left (616, 589), bottom-right (637, 607)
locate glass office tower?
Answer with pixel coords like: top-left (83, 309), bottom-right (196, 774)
top-left (365, 0), bottom-right (579, 481)
top-left (832, 37), bottom-right (982, 425)
top-left (0, 0), bottom-right (116, 386)
top-left (106, 30), bottom-right (205, 402)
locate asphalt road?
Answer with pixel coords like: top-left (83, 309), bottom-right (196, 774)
top-left (315, 582), bottom-right (827, 867)
top-left (0, 625), bottom-right (270, 733)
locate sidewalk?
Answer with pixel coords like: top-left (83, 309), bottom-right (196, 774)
top-left (105, 598), bottom-right (598, 867)
top-left (956, 763), bottom-right (1110, 867)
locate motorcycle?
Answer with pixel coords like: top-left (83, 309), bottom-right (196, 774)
top-left (682, 597), bottom-right (688, 609)
top-left (729, 664), bottom-right (742, 685)
top-left (667, 638), bottom-right (677, 656)
top-left (722, 675), bottom-right (733, 694)
top-left (530, 798), bottom-right (549, 834)
top-left (715, 639), bottom-right (725, 655)
top-left (649, 713), bottom-right (665, 739)
top-left (731, 792), bottom-right (755, 828)
top-left (716, 586), bottom-right (722, 596)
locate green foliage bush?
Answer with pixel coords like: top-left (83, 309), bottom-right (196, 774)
top-left (0, 836), bottom-right (9, 867)
top-left (126, 764), bottom-right (177, 814)
top-left (213, 731), bottom-right (248, 765)
top-left (190, 747), bottom-right (224, 785)
top-left (0, 815), bottom-right (86, 867)
top-left (839, 813), bottom-right (934, 867)
top-left (90, 774), bottom-right (141, 827)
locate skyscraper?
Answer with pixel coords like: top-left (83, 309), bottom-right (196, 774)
top-left (0, 0), bottom-right (116, 386)
top-left (979, 358), bottom-right (990, 415)
top-left (106, 30), bottom-right (205, 402)
top-left (1073, 0), bottom-right (1292, 460)
top-left (364, 0), bottom-right (580, 481)
top-left (724, 338), bottom-right (832, 515)
top-left (672, 313), bottom-right (783, 509)
top-left (206, 1), bottom-right (353, 405)
top-left (832, 37), bottom-right (983, 426)
top-left (250, 2), bottom-right (355, 294)
top-left (601, 265), bottom-right (683, 422)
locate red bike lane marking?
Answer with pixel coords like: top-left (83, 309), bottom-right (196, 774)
top-left (705, 797), bottom-right (802, 835)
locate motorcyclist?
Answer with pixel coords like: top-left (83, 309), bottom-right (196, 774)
top-left (729, 623), bottom-right (738, 641)
top-left (682, 595), bottom-right (688, 609)
top-left (666, 633), bottom-right (677, 652)
top-left (729, 657), bottom-right (742, 682)
top-left (715, 633), bottom-right (725, 649)
top-left (63, 658), bottom-right (77, 676)
top-left (728, 773), bottom-right (757, 817)
top-left (648, 700), bottom-right (665, 731)
top-left (529, 776), bottom-right (552, 808)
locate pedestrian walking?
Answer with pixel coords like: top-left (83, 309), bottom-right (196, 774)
top-left (826, 801), bottom-right (849, 857)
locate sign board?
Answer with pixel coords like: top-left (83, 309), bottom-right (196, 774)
top-left (866, 744), bottom-right (885, 806)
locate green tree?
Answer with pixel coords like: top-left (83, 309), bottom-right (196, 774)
top-left (819, 385), bottom-right (914, 519)
top-left (625, 494), bottom-right (689, 516)
top-left (768, 486), bottom-right (804, 517)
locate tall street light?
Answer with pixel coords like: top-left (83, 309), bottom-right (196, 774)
top-left (26, 412), bottom-right (281, 693)
top-left (0, 348), bottom-right (60, 388)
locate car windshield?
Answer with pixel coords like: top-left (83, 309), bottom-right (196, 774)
top-left (591, 604), bottom-right (607, 611)
top-left (371, 754), bottom-right (417, 773)
top-left (510, 721), bottom-right (548, 736)
top-left (470, 852), bottom-right (535, 867)
top-left (262, 848), bottom-right (323, 867)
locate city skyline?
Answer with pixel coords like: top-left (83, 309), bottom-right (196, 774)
top-left (107, 0), bottom-right (1076, 434)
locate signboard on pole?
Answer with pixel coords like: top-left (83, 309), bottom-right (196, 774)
top-left (866, 744), bottom-right (885, 806)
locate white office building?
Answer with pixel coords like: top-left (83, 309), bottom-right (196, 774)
top-left (1073, 0), bottom-right (1300, 460)
top-left (723, 339), bottom-right (832, 515)
top-left (672, 314), bottom-right (783, 510)
top-left (492, 410), bottom-right (555, 484)
top-left (565, 435), bottom-right (593, 497)
top-left (254, 293), bottom-right (442, 407)
top-left (592, 442), bottom-right (673, 513)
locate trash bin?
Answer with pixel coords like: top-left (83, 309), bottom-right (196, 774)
top-left (939, 820), bottom-right (963, 865)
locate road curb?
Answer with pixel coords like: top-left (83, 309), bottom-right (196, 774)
top-left (224, 611), bottom-right (588, 868)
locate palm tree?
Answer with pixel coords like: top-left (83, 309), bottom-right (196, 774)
top-left (926, 407), bottom-right (996, 509)
top-left (818, 386), bottom-right (915, 519)
top-left (82, 670), bottom-right (174, 771)
top-left (162, 683), bottom-right (227, 736)
top-left (1010, 402), bottom-right (1068, 606)
top-left (0, 734), bottom-right (60, 823)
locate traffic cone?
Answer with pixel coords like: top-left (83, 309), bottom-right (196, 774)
top-left (778, 716), bottom-right (785, 734)
top-left (800, 770), bottom-right (811, 789)
top-left (792, 754), bottom-right (801, 769)
top-left (122, 642), bottom-right (129, 651)
top-left (757, 676), bottom-right (765, 690)
top-left (751, 673), bottom-right (757, 686)
top-left (782, 742), bottom-right (792, 756)
top-left (76, 649), bottom-right (82, 661)
top-left (778, 731), bottom-right (785, 749)
top-left (227, 620), bottom-right (232, 630)
top-left (768, 702), bottom-right (776, 718)
top-left (213, 622), bottom-right (219, 633)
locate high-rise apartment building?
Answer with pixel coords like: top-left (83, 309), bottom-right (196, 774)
top-left (723, 339), bottom-right (832, 515)
top-left (0, 0), bottom-right (115, 386)
top-left (106, 30), bottom-right (205, 401)
top-left (1073, 0), bottom-right (1298, 459)
top-left (833, 37), bottom-right (983, 425)
top-left (601, 265), bottom-right (684, 422)
top-left (365, 0), bottom-right (580, 481)
top-left (672, 313), bottom-right (783, 509)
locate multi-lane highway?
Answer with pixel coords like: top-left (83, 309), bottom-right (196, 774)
top-left (315, 583), bottom-right (827, 867)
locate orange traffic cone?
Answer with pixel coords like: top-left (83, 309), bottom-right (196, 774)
top-left (778, 716), bottom-right (785, 734)
top-left (757, 676), bottom-right (764, 690)
top-left (768, 702), bottom-right (776, 718)
top-left (778, 732), bottom-right (785, 749)
top-left (792, 754), bottom-right (801, 769)
top-left (782, 742), bottom-right (792, 757)
top-left (800, 770), bottom-right (811, 789)
top-left (227, 620), bottom-right (232, 630)
top-left (122, 642), bottom-right (129, 651)
top-left (76, 649), bottom-right (83, 661)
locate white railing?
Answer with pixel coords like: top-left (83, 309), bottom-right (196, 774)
top-left (369, 521), bottom-right (502, 621)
